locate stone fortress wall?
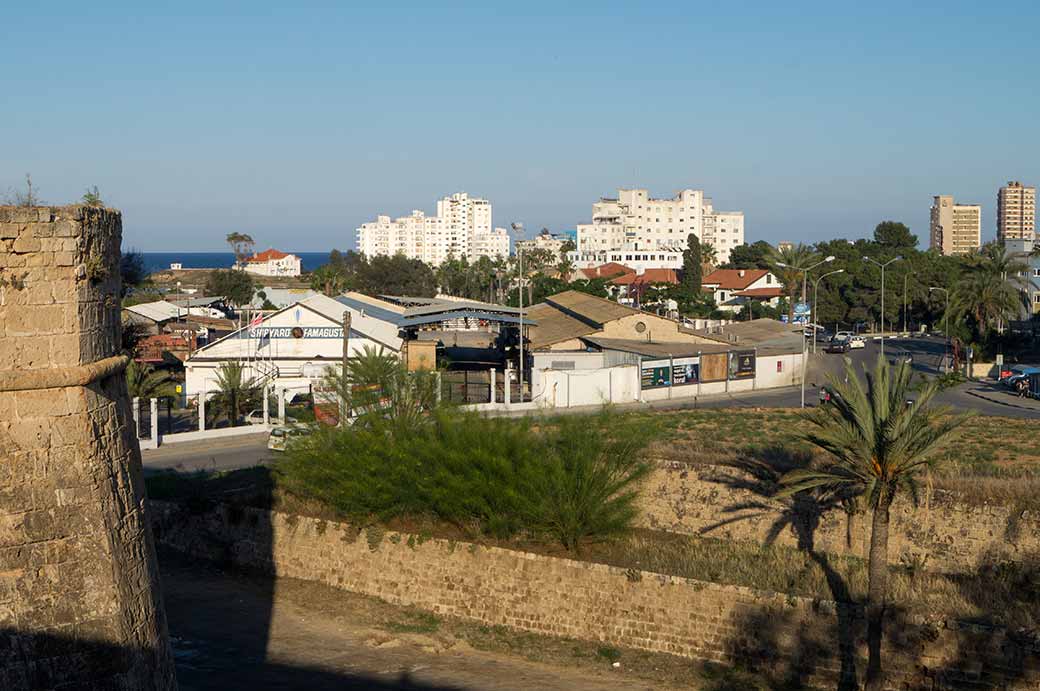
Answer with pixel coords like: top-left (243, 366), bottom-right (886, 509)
top-left (0, 207), bottom-right (176, 690)
top-left (151, 501), bottom-right (1039, 690)
top-left (637, 463), bottom-right (1040, 573)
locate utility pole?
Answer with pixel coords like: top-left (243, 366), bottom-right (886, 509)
top-left (510, 222), bottom-right (525, 402)
top-left (340, 310), bottom-right (351, 426)
top-left (929, 287), bottom-right (949, 371)
top-left (776, 255), bottom-right (835, 408)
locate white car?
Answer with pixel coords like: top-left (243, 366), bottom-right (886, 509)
top-left (835, 331), bottom-right (854, 341)
top-left (245, 409), bottom-right (298, 425)
top-left (849, 336), bottom-right (866, 349)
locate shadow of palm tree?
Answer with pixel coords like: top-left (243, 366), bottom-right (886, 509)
top-left (698, 444), bottom-right (861, 689)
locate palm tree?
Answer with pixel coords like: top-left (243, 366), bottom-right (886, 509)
top-left (700, 242), bottom-right (718, 269)
top-left (778, 355), bottom-right (970, 691)
top-left (324, 345), bottom-right (439, 429)
top-left (310, 264), bottom-right (347, 296)
top-left (768, 243), bottom-right (819, 323)
top-left (125, 360), bottom-right (178, 400)
top-left (950, 242), bottom-right (1034, 337)
top-left (208, 361), bottom-right (260, 427)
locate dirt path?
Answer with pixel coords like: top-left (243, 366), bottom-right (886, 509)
top-left (158, 551), bottom-right (706, 690)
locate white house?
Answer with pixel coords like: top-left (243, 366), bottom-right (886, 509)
top-left (184, 294), bottom-right (402, 403)
top-left (701, 268), bottom-right (782, 312)
top-left (239, 249), bottom-right (302, 277)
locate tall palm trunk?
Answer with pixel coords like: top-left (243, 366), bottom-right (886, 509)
top-left (865, 491), bottom-right (893, 691)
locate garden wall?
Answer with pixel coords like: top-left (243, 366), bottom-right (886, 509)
top-left (150, 500), bottom-right (1039, 690)
top-left (637, 463), bottom-right (1040, 573)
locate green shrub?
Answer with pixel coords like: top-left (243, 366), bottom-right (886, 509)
top-left (278, 408), bottom-right (651, 549)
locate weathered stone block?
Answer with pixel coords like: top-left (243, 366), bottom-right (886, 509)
top-left (11, 236), bottom-right (41, 254)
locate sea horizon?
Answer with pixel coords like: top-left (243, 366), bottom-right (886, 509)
top-left (135, 251), bottom-right (331, 274)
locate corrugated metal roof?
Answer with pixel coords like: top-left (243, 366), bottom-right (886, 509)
top-left (583, 335), bottom-right (802, 357)
top-left (526, 301), bottom-right (600, 350)
top-left (123, 301), bottom-right (183, 323)
top-left (545, 290), bottom-right (639, 325)
top-left (401, 311), bottom-right (535, 327)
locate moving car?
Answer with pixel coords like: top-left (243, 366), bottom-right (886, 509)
top-left (825, 337), bottom-right (851, 354)
top-left (849, 336), bottom-right (866, 349)
top-left (267, 424), bottom-right (313, 452)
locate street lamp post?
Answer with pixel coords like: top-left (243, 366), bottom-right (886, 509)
top-left (902, 273), bottom-right (910, 335)
top-left (510, 222), bottom-right (525, 401)
top-left (863, 255), bottom-right (902, 359)
top-left (776, 255), bottom-right (835, 408)
top-left (929, 287), bottom-right (950, 371)
top-left (812, 269), bottom-right (845, 355)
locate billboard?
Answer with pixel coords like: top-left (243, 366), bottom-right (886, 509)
top-left (641, 356), bottom-right (700, 388)
top-left (729, 350), bottom-right (756, 379)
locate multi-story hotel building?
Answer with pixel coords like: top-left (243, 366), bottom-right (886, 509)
top-left (998, 181), bottom-right (1036, 244)
top-left (929, 195), bottom-right (981, 255)
top-left (356, 192), bottom-right (510, 265)
top-left (576, 188), bottom-right (745, 264)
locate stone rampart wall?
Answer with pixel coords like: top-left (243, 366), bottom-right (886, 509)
top-left (150, 500), bottom-right (1039, 690)
top-left (637, 463), bottom-right (1039, 573)
top-left (0, 206), bottom-right (175, 690)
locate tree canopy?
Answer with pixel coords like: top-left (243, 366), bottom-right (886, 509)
top-left (205, 268), bottom-right (255, 306)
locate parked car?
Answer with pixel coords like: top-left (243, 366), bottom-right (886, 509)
top-left (246, 409), bottom-right (298, 425)
top-left (825, 337), bottom-right (851, 354)
top-left (267, 424), bottom-right (313, 452)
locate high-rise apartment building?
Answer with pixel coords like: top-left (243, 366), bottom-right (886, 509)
top-left (576, 188), bottom-right (745, 263)
top-left (929, 195), bottom-right (981, 255)
top-left (356, 192), bottom-right (509, 265)
top-left (997, 181), bottom-right (1036, 244)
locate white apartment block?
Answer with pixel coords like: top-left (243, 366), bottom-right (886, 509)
top-left (998, 181), bottom-right (1036, 244)
top-left (929, 195), bottom-right (981, 255)
top-left (356, 192), bottom-right (510, 265)
top-left (515, 229), bottom-right (573, 257)
top-left (576, 188), bottom-right (745, 264)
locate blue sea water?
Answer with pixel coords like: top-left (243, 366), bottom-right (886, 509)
top-left (137, 252), bottom-right (330, 274)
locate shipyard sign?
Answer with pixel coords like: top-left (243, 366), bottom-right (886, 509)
top-left (238, 326), bottom-right (344, 339)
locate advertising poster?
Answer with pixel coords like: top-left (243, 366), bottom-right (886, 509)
top-left (729, 350), bottom-right (756, 379)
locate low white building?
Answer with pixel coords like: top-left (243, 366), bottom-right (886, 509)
top-left (240, 249), bottom-right (303, 277)
top-left (184, 294), bottom-right (402, 403)
top-left (567, 242), bottom-right (683, 272)
top-left (515, 229), bottom-right (572, 257)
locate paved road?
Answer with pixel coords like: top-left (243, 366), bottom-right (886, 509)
top-left (142, 432), bottom-right (273, 474)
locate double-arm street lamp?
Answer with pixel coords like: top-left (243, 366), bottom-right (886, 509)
top-left (776, 255), bottom-right (836, 408)
top-left (510, 222), bottom-right (525, 399)
top-left (929, 287), bottom-right (950, 370)
top-left (811, 269), bottom-right (845, 354)
top-left (863, 255), bottom-right (902, 358)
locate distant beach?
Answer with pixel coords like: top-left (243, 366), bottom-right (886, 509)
top-left (137, 252), bottom-right (330, 275)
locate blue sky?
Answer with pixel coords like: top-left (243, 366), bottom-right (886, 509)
top-left (3, 1), bottom-right (1038, 251)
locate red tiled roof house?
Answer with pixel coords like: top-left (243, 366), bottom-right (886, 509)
top-left (701, 268), bottom-right (782, 312)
